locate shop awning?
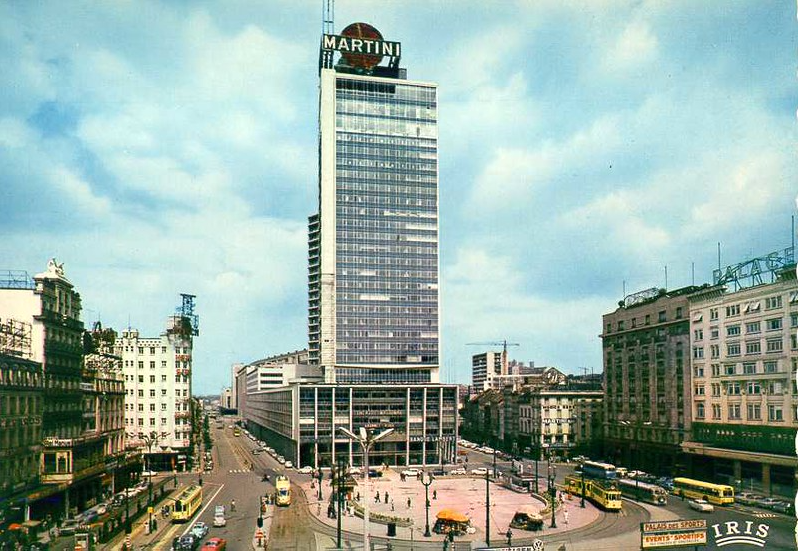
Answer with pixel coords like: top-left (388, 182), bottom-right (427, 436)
top-left (435, 509), bottom-right (469, 523)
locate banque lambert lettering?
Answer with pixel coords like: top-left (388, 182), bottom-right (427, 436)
top-left (322, 34), bottom-right (401, 58)
top-left (711, 521), bottom-right (770, 547)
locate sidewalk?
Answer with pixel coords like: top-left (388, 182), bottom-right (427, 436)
top-left (298, 467), bottom-right (600, 545)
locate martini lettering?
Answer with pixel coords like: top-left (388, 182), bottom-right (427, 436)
top-left (322, 34), bottom-right (401, 57)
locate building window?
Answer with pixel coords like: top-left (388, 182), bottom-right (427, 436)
top-left (728, 404), bottom-right (741, 419)
top-left (710, 326), bottom-right (719, 340)
top-left (712, 404), bottom-right (721, 419)
top-left (766, 318), bottom-right (782, 331)
top-left (645, 314), bottom-right (651, 325)
top-left (710, 345), bottom-right (720, 359)
top-left (138, 375), bottom-right (144, 383)
top-left (745, 321), bottom-right (760, 334)
top-left (792, 334), bottom-right (798, 350)
top-left (724, 364), bottom-right (736, 375)
top-left (727, 343), bottom-right (740, 356)
top-left (694, 329), bottom-right (704, 341)
top-left (161, 403), bottom-right (167, 410)
top-left (726, 305), bottom-right (740, 317)
top-left (693, 347), bottom-right (704, 359)
top-left (694, 366), bottom-right (704, 378)
top-left (743, 362), bottom-right (756, 374)
top-left (726, 325), bottom-right (740, 337)
top-left (747, 403), bottom-right (761, 420)
top-left (791, 312), bottom-right (798, 327)
top-left (710, 308), bottom-right (719, 321)
top-left (606, 323), bottom-right (611, 333)
top-left (138, 390), bottom-right (144, 397)
top-left (768, 381), bottom-right (783, 395)
top-left (745, 341), bottom-right (761, 355)
top-left (149, 375), bottom-right (155, 383)
top-left (618, 320), bottom-right (624, 331)
top-left (765, 296), bottom-right (782, 309)
top-left (768, 404), bottom-right (783, 421)
top-left (766, 339), bottom-right (783, 352)
top-left (149, 403), bottom-right (156, 411)
top-left (631, 317), bottom-right (636, 328)
top-left (711, 363), bottom-right (721, 376)
top-left (728, 382), bottom-right (741, 395)
top-left (696, 403), bottom-right (705, 419)
top-left (161, 375), bottom-right (167, 382)
top-left (138, 361), bottom-right (143, 369)
top-left (161, 417), bottom-right (167, 425)
top-left (137, 404), bottom-right (143, 412)
top-left (138, 347), bottom-right (144, 354)
top-left (676, 307), bottom-right (683, 319)
top-left (711, 383), bottom-right (721, 397)
top-left (746, 381), bottom-right (761, 395)
top-left (764, 361), bottom-right (777, 373)
top-left (658, 311), bottom-right (666, 322)
top-left (162, 389), bottom-right (167, 396)
top-left (694, 385), bottom-right (705, 395)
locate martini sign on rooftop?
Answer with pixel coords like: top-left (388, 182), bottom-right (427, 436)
top-left (322, 22), bottom-right (401, 71)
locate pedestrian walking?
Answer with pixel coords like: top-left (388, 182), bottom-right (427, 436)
top-left (385, 492), bottom-right (389, 504)
top-left (375, 491), bottom-right (380, 503)
top-left (433, 489), bottom-right (437, 500)
top-left (356, 492), bottom-right (360, 502)
top-left (407, 497), bottom-right (412, 509)
top-left (391, 499), bottom-right (395, 511)
top-left (563, 508), bottom-right (569, 526)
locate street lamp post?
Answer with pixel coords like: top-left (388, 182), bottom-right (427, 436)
top-left (547, 459), bottom-right (557, 529)
top-left (317, 467), bottom-right (324, 501)
top-left (336, 459), bottom-right (344, 549)
top-left (420, 472), bottom-right (433, 537)
top-left (534, 457), bottom-right (539, 494)
top-left (492, 449), bottom-right (497, 478)
top-left (338, 426), bottom-right (394, 551)
top-left (485, 470), bottom-right (491, 547)
top-left (580, 459), bottom-right (585, 508)
top-left (139, 431), bottom-right (168, 533)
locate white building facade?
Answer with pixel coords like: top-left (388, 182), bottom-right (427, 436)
top-left (115, 316), bottom-right (194, 471)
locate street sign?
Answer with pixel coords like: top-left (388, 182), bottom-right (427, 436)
top-left (641, 519), bottom-right (707, 549)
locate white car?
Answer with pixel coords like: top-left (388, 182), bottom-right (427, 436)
top-left (212, 514), bottom-right (227, 527)
top-left (285, 460), bottom-right (293, 468)
top-left (449, 467), bottom-right (467, 475)
top-left (298, 466), bottom-right (314, 474)
top-left (471, 467), bottom-right (488, 476)
top-left (402, 468), bottom-right (421, 477)
top-left (688, 499), bottom-right (714, 512)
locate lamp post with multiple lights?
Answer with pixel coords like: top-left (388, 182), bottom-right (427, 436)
top-left (420, 471), bottom-right (434, 537)
top-left (547, 458), bottom-right (557, 529)
top-left (338, 426), bottom-right (394, 551)
top-left (139, 431), bottom-right (168, 533)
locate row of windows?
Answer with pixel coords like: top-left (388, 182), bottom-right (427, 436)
top-left (337, 194), bottom-right (437, 208)
top-left (337, 268), bottom-right (437, 280)
top-left (337, 218), bottom-right (436, 232)
top-left (337, 206), bottom-right (436, 218)
top-left (695, 379), bottom-right (787, 396)
top-left (695, 316), bottom-right (789, 340)
top-left (693, 360), bottom-right (780, 377)
top-left (337, 181), bottom-right (437, 197)
top-left (336, 131), bottom-right (436, 149)
top-left (127, 388), bottom-right (190, 397)
top-left (337, 256), bottom-right (438, 268)
top-left (336, 242), bottom-right (437, 255)
top-left (695, 402), bottom-right (787, 421)
top-left (337, 280), bottom-right (437, 292)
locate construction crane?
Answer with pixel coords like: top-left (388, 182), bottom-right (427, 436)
top-left (466, 340), bottom-right (520, 375)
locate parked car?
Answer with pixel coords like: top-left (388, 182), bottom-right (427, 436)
top-left (402, 468), bottom-right (421, 477)
top-left (688, 499), bottom-right (714, 512)
top-left (757, 497), bottom-right (785, 510)
top-left (285, 460), bottom-right (294, 468)
top-left (57, 519), bottom-right (82, 536)
top-left (348, 466), bottom-right (362, 475)
top-left (214, 505), bottom-right (225, 517)
top-left (212, 514), bottom-right (226, 527)
top-left (769, 500), bottom-right (793, 514)
top-left (471, 467), bottom-right (488, 476)
top-left (201, 537), bottom-right (227, 551)
top-left (736, 492), bottom-right (764, 506)
top-left (190, 521), bottom-right (209, 540)
top-left (175, 534), bottom-right (199, 550)
top-left (252, 449), bottom-right (261, 455)
top-left (298, 466), bottom-right (314, 474)
top-left (450, 467), bottom-right (467, 475)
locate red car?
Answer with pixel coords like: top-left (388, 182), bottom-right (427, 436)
top-left (201, 537), bottom-right (227, 551)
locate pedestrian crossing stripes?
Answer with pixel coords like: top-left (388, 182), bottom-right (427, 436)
top-left (228, 469), bottom-right (251, 474)
top-left (752, 512), bottom-right (778, 518)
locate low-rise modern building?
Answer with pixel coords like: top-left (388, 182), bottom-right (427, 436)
top-left (472, 351), bottom-right (504, 391)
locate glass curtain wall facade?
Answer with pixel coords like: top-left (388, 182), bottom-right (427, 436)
top-left (311, 69), bottom-right (440, 383)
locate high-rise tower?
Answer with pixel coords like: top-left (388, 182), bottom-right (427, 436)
top-left (309, 22), bottom-right (440, 385)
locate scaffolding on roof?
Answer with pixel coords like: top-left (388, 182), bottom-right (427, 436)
top-left (0, 270), bottom-right (34, 290)
top-left (0, 318), bottom-right (32, 358)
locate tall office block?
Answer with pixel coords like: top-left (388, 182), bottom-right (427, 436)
top-left (310, 22), bottom-right (439, 386)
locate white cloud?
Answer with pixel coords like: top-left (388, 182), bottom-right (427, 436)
top-left (602, 19), bottom-right (659, 73)
top-left (49, 166), bottom-right (112, 216)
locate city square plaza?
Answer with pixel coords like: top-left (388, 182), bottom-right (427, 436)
top-left (299, 466), bottom-right (600, 545)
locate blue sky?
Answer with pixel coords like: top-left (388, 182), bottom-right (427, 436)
top-left (1, 1), bottom-right (795, 395)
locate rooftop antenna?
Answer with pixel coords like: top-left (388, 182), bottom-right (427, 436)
top-left (664, 265), bottom-right (668, 290)
top-left (717, 242), bottom-right (721, 273)
top-left (691, 262), bottom-right (695, 286)
top-left (322, 0), bottom-right (334, 35)
top-left (622, 279), bottom-right (626, 300)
